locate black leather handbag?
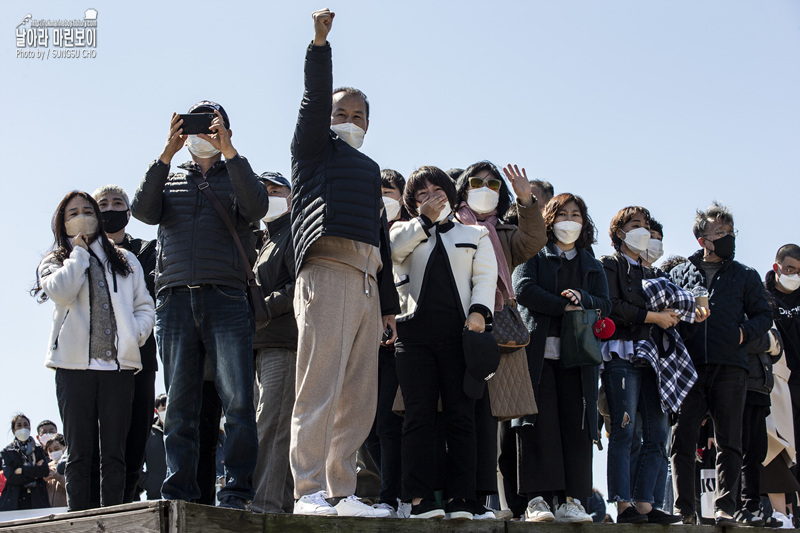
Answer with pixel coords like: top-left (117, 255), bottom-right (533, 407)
top-left (491, 299), bottom-right (530, 354)
top-left (559, 301), bottom-right (602, 368)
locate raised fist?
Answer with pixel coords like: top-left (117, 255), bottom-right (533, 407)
top-left (312, 8), bottom-right (335, 46)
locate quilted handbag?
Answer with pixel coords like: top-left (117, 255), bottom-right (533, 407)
top-left (559, 301), bottom-right (602, 369)
top-left (491, 300), bottom-right (530, 353)
top-left (487, 346), bottom-right (538, 421)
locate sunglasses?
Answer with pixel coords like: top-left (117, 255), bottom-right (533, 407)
top-left (468, 177), bottom-right (503, 192)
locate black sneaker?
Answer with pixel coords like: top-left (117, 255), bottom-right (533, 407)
top-left (410, 499), bottom-right (445, 519)
top-left (465, 499), bottom-right (496, 519)
top-left (644, 508), bottom-right (683, 524)
top-left (734, 508), bottom-right (765, 526)
top-left (445, 499), bottom-right (474, 521)
top-left (617, 506), bottom-right (648, 524)
top-left (218, 495), bottom-right (250, 511)
top-left (715, 511), bottom-right (740, 527)
top-left (682, 513), bottom-right (698, 525)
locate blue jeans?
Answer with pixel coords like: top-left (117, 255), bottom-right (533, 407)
top-left (156, 285), bottom-right (257, 502)
top-left (603, 356), bottom-right (669, 504)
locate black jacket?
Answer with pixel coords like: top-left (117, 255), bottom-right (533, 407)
top-left (290, 43), bottom-right (399, 316)
top-left (253, 213), bottom-right (297, 349)
top-left (119, 234), bottom-right (158, 372)
top-left (601, 252), bottom-right (654, 342)
top-left (0, 440), bottom-right (50, 511)
top-left (669, 250), bottom-right (772, 370)
top-left (131, 156), bottom-right (269, 293)
top-left (512, 242), bottom-right (612, 438)
top-left (766, 270), bottom-right (800, 384)
top-left (746, 328), bottom-right (782, 397)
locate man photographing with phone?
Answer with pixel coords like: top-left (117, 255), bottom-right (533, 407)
top-left (131, 100), bottom-right (269, 510)
top-left (289, 8), bottom-right (400, 517)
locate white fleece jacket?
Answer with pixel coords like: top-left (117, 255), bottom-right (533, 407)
top-left (39, 239), bottom-right (155, 371)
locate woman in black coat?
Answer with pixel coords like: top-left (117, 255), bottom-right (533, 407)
top-left (0, 414), bottom-right (51, 511)
top-left (511, 193), bottom-right (611, 522)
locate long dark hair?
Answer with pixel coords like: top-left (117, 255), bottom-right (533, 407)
top-left (455, 161), bottom-right (514, 220)
top-left (32, 191), bottom-right (132, 303)
top-left (543, 193), bottom-right (597, 250)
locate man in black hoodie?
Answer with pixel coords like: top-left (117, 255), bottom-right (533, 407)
top-left (766, 244), bottom-right (800, 486)
top-left (669, 202), bottom-right (772, 525)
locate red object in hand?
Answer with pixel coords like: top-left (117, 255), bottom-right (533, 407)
top-left (593, 317), bottom-right (615, 339)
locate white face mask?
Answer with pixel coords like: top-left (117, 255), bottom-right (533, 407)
top-left (156, 409), bottom-right (165, 425)
top-left (14, 428), bottom-right (30, 442)
top-left (466, 187), bottom-right (500, 215)
top-left (65, 214), bottom-right (98, 238)
top-left (435, 203), bottom-right (451, 223)
top-left (779, 272), bottom-right (800, 292)
top-left (38, 433), bottom-right (55, 446)
top-left (641, 239), bottom-right (664, 264)
top-left (186, 135), bottom-right (221, 158)
top-left (623, 227), bottom-right (651, 254)
top-left (330, 122), bottom-right (365, 149)
top-left (262, 196), bottom-right (290, 224)
top-left (553, 220), bottom-right (582, 245)
top-left (382, 196), bottom-right (401, 222)
top-left (49, 449), bottom-right (63, 462)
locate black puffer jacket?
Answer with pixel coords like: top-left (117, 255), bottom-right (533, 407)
top-left (131, 156), bottom-right (269, 293)
top-left (290, 42), bottom-right (399, 316)
top-left (746, 328), bottom-right (782, 396)
top-left (669, 250), bottom-right (772, 370)
top-left (600, 252), bottom-right (655, 342)
top-left (119, 234), bottom-right (158, 372)
top-left (253, 213), bottom-right (297, 349)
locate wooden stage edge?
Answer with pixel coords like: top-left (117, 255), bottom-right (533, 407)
top-left (0, 500), bottom-right (773, 532)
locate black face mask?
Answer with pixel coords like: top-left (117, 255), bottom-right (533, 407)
top-left (101, 209), bottom-right (129, 233)
top-left (710, 234), bottom-right (735, 260)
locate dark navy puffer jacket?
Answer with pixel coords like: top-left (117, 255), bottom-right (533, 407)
top-left (131, 155), bottom-right (269, 293)
top-left (669, 250), bottom-right (772, 370)
top-left (290, 42), bottom-right (399, 316)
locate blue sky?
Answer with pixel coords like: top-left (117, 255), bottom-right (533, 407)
top-left (2, 0), bottom-right (799, 507)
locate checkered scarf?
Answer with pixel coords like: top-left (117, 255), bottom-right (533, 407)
top-left (634, 277), bottom-right (698, 413)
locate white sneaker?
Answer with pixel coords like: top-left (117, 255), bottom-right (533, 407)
top-left (773, 511), bottom-right (793, 529)
top-left (525, 496), bottom-right (555, 522)
top-left (555, 497), bottom-right (592, 523)
top-left (372, 502), bottom-right (398, 518)
top-left (294, 490), bottom-right (337, 516)
top-left (335, 495), bottom-right (392, 517)
top-left (397, 499), bottom-right (412, 519)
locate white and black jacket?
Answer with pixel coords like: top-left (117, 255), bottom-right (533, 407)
top-left (39, 239), bottom-right (155, 371)
top-left (390, 216), bottom-right (497, 323)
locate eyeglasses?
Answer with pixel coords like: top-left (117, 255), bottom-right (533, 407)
top-left (703, 229), bottom-right (738, 239)
top-left (779, 264), bottom-right (800, 275)
top-left (468, 177), bottom-right (503, 192)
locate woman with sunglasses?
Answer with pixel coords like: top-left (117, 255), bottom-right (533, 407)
top-left (390, 166), bottom-right (497, 520)
top-left (453, 161), bottom-right (547, 515)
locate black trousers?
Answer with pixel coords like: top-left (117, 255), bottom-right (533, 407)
top-left (475, 387), bottom-right (498, 496)
top-left (56, 368), bottom-right (134, 511)
top-left (499, 419), bottom-right (527, 517)
top-left (197, 380), bottom-right (222, 505)
top-left (738, 403), bottom-right (769, 513)
top-left (671, 364), bottom-right (746, 517)
top-left (517, 359), bottom-right (593, 507)
top-left (123, 369), bottom-right (156, 502)
top-left (396, 337), bottom-right (476, 500)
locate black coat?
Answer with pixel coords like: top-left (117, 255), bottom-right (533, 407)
top-left (600, 252), bottom-right (655, 342)
top-left (766, 269), bottom-right (800, 384)
top-left (131, 156), bottom-right (269, 293)
top-left (670, 250), bottom-right (773, 370)
top-left (290, 43), bottom-right (399, 316)
top-left (119, 234), bottom-right (158, 372)
top-left (745, 328), bottom-right (782, 397)
top-left (512, 242), bottom-right (612, 438)
top-left (253, 213), bottom-right (298, 349)
top-left (0, 440), bottom-right (50, 511)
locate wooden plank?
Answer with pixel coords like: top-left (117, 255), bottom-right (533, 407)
top-left (0, 502), bottom-right (165, 530)
top-left (180, 501), bottom-right (264, 533)
top-left (0, 507), bottom-right (162, 533)
top-left (506, 523), bottom-right (725, 533)
top-left (264, 514), bottom-right (506, 533)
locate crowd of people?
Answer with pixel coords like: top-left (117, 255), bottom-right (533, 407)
top-left (3, 7), bottom-right (800, 527)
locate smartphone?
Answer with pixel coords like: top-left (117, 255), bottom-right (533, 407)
top-left (178, 113), bottom-right (215, 135)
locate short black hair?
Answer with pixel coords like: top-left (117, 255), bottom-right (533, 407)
top-left (381, 169), bottom-right (405, 192)
top-left (455, 161), bottom-right (513, 219)
top-left (660, 255), bottom-right (688, 273)
top-left (332, 87), bottom-right (369, 119)
top-left (529, 179), bottom-right (554, 204)
top-left (155, 393), bottom-right (167, 409)
top-left (693, 202), bottom-right (734, 240)
top-left (776, 244), bottom-right (800, 263)
top-left (37, 420), bottom-right (57, 434)
top-left (649, 218), bottom-right (664, 238)
top-left (403, 166), bottom-right (457, 218)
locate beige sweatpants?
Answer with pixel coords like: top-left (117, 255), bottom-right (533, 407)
top-left (290, 258), bottom-right (382, 498)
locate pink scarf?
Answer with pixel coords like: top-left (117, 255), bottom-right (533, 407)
top-left (456, 202), bottom-right (514, 312)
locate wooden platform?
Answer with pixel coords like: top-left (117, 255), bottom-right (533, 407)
top-left (0, 500), bottom-right (769, 532)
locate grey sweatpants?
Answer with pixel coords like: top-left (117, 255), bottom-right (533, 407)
top-left (290, 258), bottom-right (382, 498)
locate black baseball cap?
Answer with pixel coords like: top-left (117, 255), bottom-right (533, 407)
top-left (259, 171), bottom-right (290, 189)
top-left (462, 329), bottom-right (501, 400)
top-left (188, 100), bottom-right (230, 129)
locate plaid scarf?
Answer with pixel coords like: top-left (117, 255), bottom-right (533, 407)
top-left (635, 277), bottom-right (698, 413)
